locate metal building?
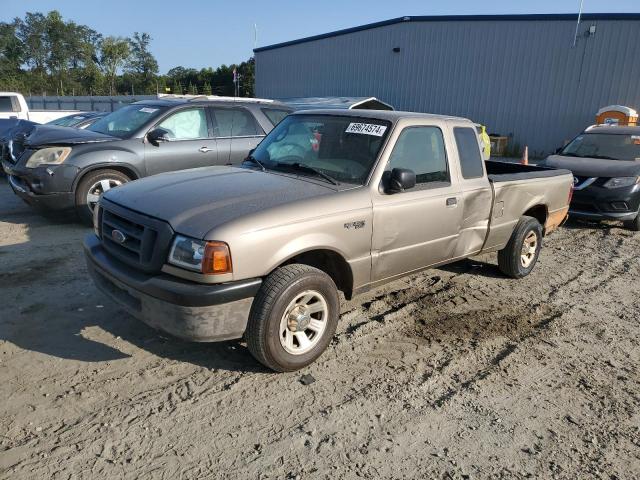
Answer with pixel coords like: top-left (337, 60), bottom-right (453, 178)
top-left (254, 14), bottom-right (640, 156)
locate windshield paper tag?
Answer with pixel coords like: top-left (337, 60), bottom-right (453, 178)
top-left (345, 123), bottom-right (387, 136)
top-left (139, 107), bottom-right (158, 113)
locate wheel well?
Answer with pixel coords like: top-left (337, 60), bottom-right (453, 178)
top-left (281, 249), bottom-right (354, 299)
top-left (74, 165), bottom-right (139, 192)
top-left (524, 205), bottom-right (547, 229)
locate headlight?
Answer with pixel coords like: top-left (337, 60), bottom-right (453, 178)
top-left (168, 235), bottom-right (232, 275)
top-left (602, 177), bottom-right (640, 189)
top-left (25, 146), bottom-right (72, 168)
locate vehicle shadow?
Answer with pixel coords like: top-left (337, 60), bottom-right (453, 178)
top-left (437, 257), bottom-right (504, 279)
top-left (97, 314), bottom-right (270, 373)
top-left (0, 178), bottom-right (266, 373)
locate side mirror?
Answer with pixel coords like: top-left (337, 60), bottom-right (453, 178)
top-left (387, 168), bottom-right (416, 193)
top-left (555, 147), bottom-right (563, 154)
top-left (147, 127), bottom-right (171, 146)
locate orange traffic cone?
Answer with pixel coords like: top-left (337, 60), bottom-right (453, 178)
top-left (521, 146), bottom-right (529, 165)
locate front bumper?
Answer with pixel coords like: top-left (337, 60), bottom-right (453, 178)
top-left (570, 183), bottom-right (640, 221)
top-left (3, 159), bottom-right (77, 211)
top-left (84, 234), bottom-right (262, 342)
top-left (8, 174), bottom-right (75, 210)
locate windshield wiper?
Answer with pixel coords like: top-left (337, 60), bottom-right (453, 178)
top-left (588, 154), bottom-right (617, 160)
top-left (243, 154), bottom-right (266, 171)
top-left (276, 162), bottom-right (338, 185)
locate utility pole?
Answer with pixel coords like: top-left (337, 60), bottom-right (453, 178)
top-left (573, 0), bottom-right (585, 47)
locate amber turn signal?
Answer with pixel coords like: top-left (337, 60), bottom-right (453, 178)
top-left (202, 241), bottom-right (232, 275)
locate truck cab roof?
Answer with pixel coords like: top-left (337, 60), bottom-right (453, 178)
top-left (291, 108), bottom-right (471, 124)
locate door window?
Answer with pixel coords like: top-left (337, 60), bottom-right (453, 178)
top-left (211, 108), bottom-right (259, 137)
top-left (262, 108), bottom-right (291, 126)
top-left (386, 126), bottom-right (449, 187)
top-left (454, 127), bottom-right (485, 178)
top-left (157, 108), bottom-right (208, 140)
top-left (0, 96), bottom-right (14, 112)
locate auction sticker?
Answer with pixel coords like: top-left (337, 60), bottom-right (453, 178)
top-left (345, 123), bottom-right (387, 136)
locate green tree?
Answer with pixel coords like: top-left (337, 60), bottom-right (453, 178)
top-left (15, 12), bottom-right (48, 75)
top-left (100, 36), bottom-right (130, 95)
top-left (202, 82), bottom-right (212, 95)
top-left (126, 32), bottom-right (158, 94)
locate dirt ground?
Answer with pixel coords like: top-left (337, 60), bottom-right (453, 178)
top-left (0, 178), bottom-right (638, 480)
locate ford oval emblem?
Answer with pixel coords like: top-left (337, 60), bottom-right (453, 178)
top-left (111, 229), bottom-right (126, 244)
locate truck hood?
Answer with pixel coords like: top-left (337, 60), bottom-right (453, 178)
top-left (544, 155), bottom-right (640, 178)
top-left (104, 166), bottom-right (335, 239)
top-left (24, 125), bottom-right (116, 147)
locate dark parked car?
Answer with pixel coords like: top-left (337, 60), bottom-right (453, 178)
top-left (2, 97), bottom-right (292, 223)
top-left (46, 111), bottom-right (108, 129)
top-left (543, 125), bottom-right (640, 230)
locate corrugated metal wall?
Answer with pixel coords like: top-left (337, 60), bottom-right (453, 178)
top-left (255, 17), bottom-right (640, 156)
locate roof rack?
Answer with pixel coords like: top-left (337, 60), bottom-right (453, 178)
top-left (157, 94), bottom-right (274, 104)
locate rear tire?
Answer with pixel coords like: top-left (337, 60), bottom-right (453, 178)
top-left (245, 264), bottom-right (340, 372)
top-left (623, 214), bottom-right (640, 231)
top-left (497, 216), bottom-right (543, 279)
top-left (75, 169), bottom-right (130, 225)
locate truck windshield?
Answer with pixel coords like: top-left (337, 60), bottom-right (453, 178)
top-left (87, 104), bottom-right (167, 138)
top-left (250, 114), bottom-right (391, 185)
top-left (561, 133), bottom-right (640, 161)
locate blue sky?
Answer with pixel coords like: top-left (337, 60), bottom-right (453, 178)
top-left (4, 0), bottom-right (640, 73)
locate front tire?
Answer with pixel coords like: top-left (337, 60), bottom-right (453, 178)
top-left (246, 264), bottom-right (340, 372)
top-left (497, 216), bottom-right (543, 278)
top-left (623, 214), bottom-right (640, 231)
top-left (75, 169), bottom-right (130, 225)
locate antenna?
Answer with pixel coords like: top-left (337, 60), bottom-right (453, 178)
top-left (572, 0), bottom-right (585, 47)
top-left (254, 23), bottom-right (258, 49)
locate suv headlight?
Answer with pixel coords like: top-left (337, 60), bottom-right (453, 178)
top-left (168, 235), bottom-right (232, 275)
top-left (25, 146), bottom-right (71, 168)
top-left (602, 177), bottom-right (640, 189)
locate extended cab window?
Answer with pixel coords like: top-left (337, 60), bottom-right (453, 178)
top-left (262, 108), bottom-right (291, 126)
top-left (211, 108), bottom-right (260, 137)
top-left (157, 108), bottom-right (208, 140)
top-left (454, 127), bottom-right (485, 179)
top-left (386, 126), bottom-right (449, 186)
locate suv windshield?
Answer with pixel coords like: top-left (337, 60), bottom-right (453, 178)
top-left (561, 133), bottom-right (640, 161)
top-left (88, 104), bottom-right (167, 138)
top-left (47, 114), bottom-right (90, 127)
top-left (250, 114), bottom-right (391, 185)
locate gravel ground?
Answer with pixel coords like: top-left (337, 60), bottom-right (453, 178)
top-left (0, 178), bottom-right (638, 479)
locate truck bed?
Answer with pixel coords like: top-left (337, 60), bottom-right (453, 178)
top-left (485, 160), bottom-right (571, 183)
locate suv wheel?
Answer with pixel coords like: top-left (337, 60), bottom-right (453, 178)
top-left (497, 216), bottom-right (543, 278)
top-left (245, 264), bottom-right (340, 372)
top-left (75, 169), bottom-right (130, 225)
top-left (623, 214), bottom-right (640, 231)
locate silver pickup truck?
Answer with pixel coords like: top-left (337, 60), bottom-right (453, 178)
top-left (84, 110), bottom-right (573, 371)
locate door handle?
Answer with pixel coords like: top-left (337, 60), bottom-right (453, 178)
top-left (199, 146), bottom-right (214, 153)
top-left (446, 197), bottom-right (458, 207)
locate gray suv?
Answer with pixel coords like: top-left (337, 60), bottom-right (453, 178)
top-left (2, 97), bottom-right (292, 223)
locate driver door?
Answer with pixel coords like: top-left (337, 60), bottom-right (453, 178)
top-left (144, 107), bottom-right (218, 176)
top-left (372, 126), bottom-right (463, 282)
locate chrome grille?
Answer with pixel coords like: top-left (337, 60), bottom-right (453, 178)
top-left (99, 200), bottom-right (174, 273)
